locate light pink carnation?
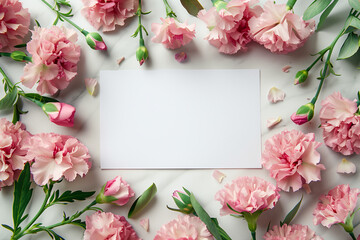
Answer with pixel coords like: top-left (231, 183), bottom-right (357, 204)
top-left (264, 224), bottom-right (323, 240)
top-left (215, 176), bottom-right (280, 215)
top-left (154, 215), bottom-right (213, 240)
top-left (198, 0), bottom-right (259, 54)
top-left (262, 129), bottom-right (325, 192)
top-left (319, 92), bottom-right (360, 155)
top-left (84, 211), bottom-right (141, 240)
top-left (21, 26), bottom-right (81, 95)
top-left (0, 0), bottom-right (30, 52)
top-left (249, 1), bottom-right (315, 53)
top-left (313, 184), bottom-right (360, 228)
top-left (81, 0), bottom-right (138, 32)
top-left (151, 17), bottom-right (195, 49)
top-left (0, 118), bottom-right (31, 189)
top-left (23, 133), bottom-right (91, 186)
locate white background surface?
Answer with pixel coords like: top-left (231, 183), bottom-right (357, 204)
top-left (0, 0), bottom-right (360, 239)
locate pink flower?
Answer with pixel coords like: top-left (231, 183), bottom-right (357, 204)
top-left (84, 211), bottom-right (141, 240)
top-left (215, 176), bottom-right (280, 215)
top-left (264, 224), bottom-right (323, 240)
top-left (21, 26), bottom-right (81, 95)
top-left (81, 0), bottom-right (138, 32)
top-left (96, 176), bottom-right (135, 206)
top-left (42, 102), bottom-right (76, 127)
top-left (0, 0), bottom-right (30, 52)
top-left (154, 215), bottom-right (213, 240)
top-left (0, 118), bottom-right (31, 189)
top-left (23, 133), bottom-right (91, 186)
top-left (319, 92), bottom-right (360, 155)
top-left (151, 17), bottom-right (195, 49)
top-left (313, 184), bottom-right (360, 228)
top-left (262, 130), bottom-right (325, 192)
top-left (198, 0), bottom-right (259, 54)
top-left (249, 1), bottom-right (315, 53)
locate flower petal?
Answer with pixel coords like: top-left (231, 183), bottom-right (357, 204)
top-left (337, 158), bottom-right (356, 174)
top-left (175, 52), bottom-right (187, 63)
top-left (267, 117), bottom-right (282, 128)
top-left (268, 87), bottom-right (286, 103)
top-left (282, 65), bottom-right (291, 73)
top-left (85, 78), bottom-right (98, 96)
top-left (140, 218), bottom-right (149, 232)
top-left (212, 170), bottom-right (226, 183)
top-left (117, 57), bottom-right (125, 65)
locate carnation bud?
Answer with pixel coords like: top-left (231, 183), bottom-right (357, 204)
top-left (136, 46), bottom-right (148, 66)
top-left (294, 70), bottom-right (308, 85)
top-left (42, 102), bottom-right (75, 127)
top-left (85, 32), bottom-right (107, 51)
top-left (168, 189), bottom-right (194, 214)
top-left (290, 102), bottom-right (314, 125)
top-left (10, 51), bottom-right (31, 62)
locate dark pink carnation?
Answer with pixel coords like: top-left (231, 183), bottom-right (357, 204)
top-left (0, 0), bottom-right (30, 51)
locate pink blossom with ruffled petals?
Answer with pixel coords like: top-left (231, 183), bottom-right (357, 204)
top-left (215, 176), bottom-right (280, 215)
top-left (249, 1), bottom-right (315, 53)
top-left (319, 92), bottom-right (360, 155)
top-left (23, 133), bottom-right (91, 186)
top-left (264, 224), bottom-right (323, 240)
top-left (81, 0), bottom-right (138, 32)
top-left (154, 215), bottom-right (213, 240)
top-left (0, 118), bottom-right (31, 189)
top-left (198, 0), bottom-right (259, 54)
top-left (84, 211), bottom-right (141, 240)
top-left (103, 176), bottom-right (135, 206)
top-left (313, 184), bottom-right (360, 228)
top-left (21, 26), bottom-right (81, 95)
top-left (262, 130), bottom-right (325, 192)
top-left (0, 0), bottom-right (30, 52)
top-left (151, 17), bottom-right (195, 49)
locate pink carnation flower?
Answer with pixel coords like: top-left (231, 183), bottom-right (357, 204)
top-left (21, 26), bottom-right (81, 95)
top-left (262, 129), bottom-right (325, 192)
top-left (264, 224), bottom-right (323, 240)
top-left (96, 176), bottom-right (135, 206)
top-left (198, 0), bottom-right (259, 54)
top-left (249, 1), bottom-right (315, 53)
top-left (215, 176), bottom-right (280, 215)
top-left (23, 133), bottom-right (91, 186)
top-left (319, 92), bottom-right (360, 155)
top-left (0, 118), bottom-right (31, 189)
top-left (81, 0), bottom-right (138, 32)
top-left (84, 211), bottom-right (141, 240)
top-left (154, 215), bottom-right (213, 240)
top-left (0, 0), bottom-right (30, 52)
top-left (313, 184), bottom-right (360, 228)
top-left (151, 17), bottom-right (196, 49)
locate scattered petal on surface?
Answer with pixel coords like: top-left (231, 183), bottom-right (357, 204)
top-left (212, 170), bottom-right (226, 183)
top-left (268, 87), bottom-right (286, 103)
top-left (140, 218), bottom-right (149, 232)
top-left (85, 78), bottom-right (98, 96)
top-left (117, 57), bottom-right (125, 65)
top-left (267, 117), bottom-right (282, 128)
top-left (175, 52), bottom-right (187, 63)
top-left (337, 158), bottom-right (356, 174)
top-left (282, 65), bottom-right (291, 73)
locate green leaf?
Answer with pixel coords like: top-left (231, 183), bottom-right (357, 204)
top-left (348, 16), bottom-right (360, 29)
top-left (338, 32), bottom-right (359, 60)
top-left (349, 0), bottom-right (360, 12)
top-left (0, 86), bottom-right (18, 110)
top-left (128, 183), bottom-right (157, 218)
top-left (303, 0), bottom-right (332, 21)
top-left (69, 219), bottom-right (86, 229)
top-left (211, 218), bottom-right (232, 240)
top-left (317, 0), bottom-right (339, 30)
top-left (35, 19), bottom-right (41, 27)
top-left (53, 190), bottom-right (96, 204)
top-left (180, 0), bottom-right (204, 17)
top-left (23, 93), bottom-right (58, 107)
top-left (190, 193), bottom-right (223, 240)
top-left (56, 0), bottom-right (71, 7)
top-left (12, 100), bottom-right (20, 124)
top-left (13, 163), bottom-right (33, 231)
top-left (2, 224), bottom-right (14, 232)
top-left (281, 196), bottom-right (303, 226)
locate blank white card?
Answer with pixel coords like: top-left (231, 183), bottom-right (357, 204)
top-left (100, 69), bottom-right (261, 169)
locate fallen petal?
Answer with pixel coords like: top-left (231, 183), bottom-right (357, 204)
top-left (140, 218), bottom-right (149, 232)
top-left (337, 158), bottom-right (356, 174)
top-left (268, 87), bottom-right (286, 103)
top-left (175, 52), bottom-right (187, 63)
top-left (212, 170), bottom-right (226, 183)
top-left (267, 117), bottom-right (282, 128)
top-left (117, 57), bottom-right (125, 65)
top-left (85, 78), bottom-right (98, 96)
top-left (282, 65), bottom-right (291, 73)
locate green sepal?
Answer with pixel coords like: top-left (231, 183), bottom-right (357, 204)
top-left (128, 183), bottom-right (157, 218)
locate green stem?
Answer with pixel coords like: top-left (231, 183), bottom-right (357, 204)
top-left (0, 65), bottom-right (14, 88)
top-left (306, 48), bottom-right (330, 72)
top-left (349, 232), bottom-right (357, 240)
top-left (251, 231), bottom-right (256, 240)
top-left (286, 0), bottom-right (297, 10)
top-left (162, 0), bottom-right (177, 18)
top-left (137, 0), bottom-right (144, 44)
top-left (40, 0), bottom-right (88, 36)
